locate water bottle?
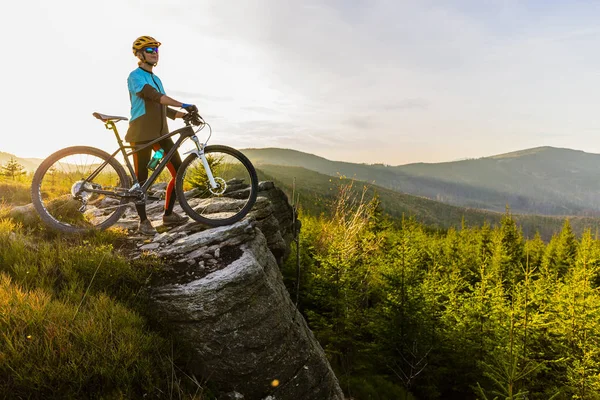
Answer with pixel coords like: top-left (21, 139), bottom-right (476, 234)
top-left (147, 149), bottom-right (164, 170)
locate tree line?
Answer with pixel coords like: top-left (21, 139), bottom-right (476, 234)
top-left (284, 182), bottom-right (600, 399)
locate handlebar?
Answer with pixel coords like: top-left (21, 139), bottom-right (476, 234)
top-left (183, 110), bottom-right (205, 127)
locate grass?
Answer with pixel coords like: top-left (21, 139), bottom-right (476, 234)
top-left (0, 180), bottom-right (31, 206)
top-left (0, 274), bottom-right (161, 397)
top-left (0, 214), bottom-right (208, 398)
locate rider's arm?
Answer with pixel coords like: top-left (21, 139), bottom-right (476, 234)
top-left (137, 85), bottom-right (183, 107)
top-left (161, 95), bottom-right (185, 119)
top-left (160, 96), bottom-right (189, 119)
top-left (166, 108), bottom-right (185, 119)
top-left (159, 94), bottom-right (184, 108)
top-left (135, 84), bottom-right (186, 119)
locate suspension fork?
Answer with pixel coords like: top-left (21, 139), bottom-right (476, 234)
top-left (188, 135), bottom-right (218, 189)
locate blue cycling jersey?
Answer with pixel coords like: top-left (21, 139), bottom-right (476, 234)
top-left (127, 67), bottom-right (165, 122)
top-left (125, 68), bottom-right (177, 142)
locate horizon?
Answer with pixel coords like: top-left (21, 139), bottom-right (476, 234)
top-left (3, 144), bottom-right (600, 168)
top-left (4, 1), bottom-right (600, 164)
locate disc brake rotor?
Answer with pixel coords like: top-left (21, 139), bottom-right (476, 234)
top-left (209, 177), bottom-right (227, 195)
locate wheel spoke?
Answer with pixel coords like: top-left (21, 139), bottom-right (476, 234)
top-left (32, 147), bottom-right (130, 233)
top-left (177, 146), bottom-right (257, 226)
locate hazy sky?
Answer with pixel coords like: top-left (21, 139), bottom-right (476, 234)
top-left (3, 0), bottom-right (600, 165)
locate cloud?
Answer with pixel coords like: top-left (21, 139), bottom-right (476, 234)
top-left (377, 99), bottom-right (430, 112)
top-left (4, 0), bottom-right (600, 165)
top-left (166, 1), bottom-right (600, 163)
top-left (240, 106), bottom-right (284, 116)
top-left (344, 117), bottom-right (373, 130)
top-left (168, 90), bottom-right (235, 103)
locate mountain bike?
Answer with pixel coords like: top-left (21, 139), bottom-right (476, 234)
top-left (31, 110), bottom-right (258, 234)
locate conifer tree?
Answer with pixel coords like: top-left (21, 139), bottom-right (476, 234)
top-left (541, 234), bottom-right (559, 278)
top-left (554, 219), bottom-right (578, 278)
top-left (474, 263), bottom-right (551, 399)
top-left (478, 222), bottom-right (495, 268)
top-left (551, 230), bottom-right (600, 398)
top-left (524, 232), bottom-right (545, 272)
top-left (0, 157), bottom-right (26, 180)
top-left (376, 220), bottom-right (430, 391)
top-left (490, 208), bottom-right (525, 289)
top-left (419, 230), bottom-right (478, 398)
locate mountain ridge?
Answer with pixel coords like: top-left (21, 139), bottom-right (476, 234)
top-left (6, 145), bottom-right (600, 217)
top-left (254, 163), bottom-right (600, 241)
top-left (0, 151), bottom-right (44, 172)
top-left (242, 146), bottom-right (600, 217)
top-left (4, 145), bottom-right (598, 170)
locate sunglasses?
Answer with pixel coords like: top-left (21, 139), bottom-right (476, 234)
top-left (143, 47), bottom-right (159, 54)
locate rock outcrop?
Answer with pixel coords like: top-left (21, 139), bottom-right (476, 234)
top-left (9, 182), bottom-right (343, 399)
top-left (124, 183), bottom-right (343, 400)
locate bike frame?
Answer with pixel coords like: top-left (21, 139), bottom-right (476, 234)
top-left (81, 120), bottom-right (217, 201)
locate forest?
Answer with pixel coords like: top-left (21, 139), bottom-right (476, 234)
top-left (282, 181), bottom-right (600, 399)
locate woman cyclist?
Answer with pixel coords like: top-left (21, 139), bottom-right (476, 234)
top-left (126, 35), bottom-right (198, 235)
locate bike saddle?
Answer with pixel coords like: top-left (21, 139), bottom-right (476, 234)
top-left (93, 112), bottom-right (129, 122)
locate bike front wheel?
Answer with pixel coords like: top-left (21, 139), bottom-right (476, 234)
top-left (176, 145), bottom-right (258, 226)
top-left (31, 146), bottom-right (130, 233)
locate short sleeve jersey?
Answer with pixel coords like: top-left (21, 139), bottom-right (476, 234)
top-left (125, 67), bottom-right (176, 143)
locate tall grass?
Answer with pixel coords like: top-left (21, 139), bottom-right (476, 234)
top-left (0, 274), bottom-right (162, 397)
top-left (0, 181), bottom-right (31, 206)
top-left (0, 218), bottom-right (207, 398)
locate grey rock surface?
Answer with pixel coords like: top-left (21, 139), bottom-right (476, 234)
top-left (7, 203), bottom-right (40, 226)
top-left (147, 222), bottom-right (343, 400)
top-left (117, 181), bottom-right (299, 266)
top-left (126, 181), bottom-right (342, 399)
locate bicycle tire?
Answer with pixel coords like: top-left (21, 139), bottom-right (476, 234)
top-left (31, 146), bottom-right (130, 234)
top-left (175, 145), bottom-right (258, 226)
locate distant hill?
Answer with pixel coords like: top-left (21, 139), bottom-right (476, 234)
top-left (243, 147), bottom-right (600, 217)
top-left (0, 152), bottom-right (43, 172)
top-left (254, 163), bottom-right (600, 241)
top-left (7, 145), bottom-right (600, 220)
top-left (3, 146), bottom-right (599, 240)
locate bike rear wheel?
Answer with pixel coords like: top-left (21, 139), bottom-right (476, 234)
top-left (31, 146), bottom-right (130, 233)
top-left (176, 145), bottom-right (258, 226)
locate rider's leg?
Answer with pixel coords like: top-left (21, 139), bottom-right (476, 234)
top-left (157, 137), bottom-right (182, 216)
top-left (132, 141), bottom-right (152, 221)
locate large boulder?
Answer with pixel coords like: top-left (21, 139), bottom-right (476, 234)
top-left (145, 220), bottom-right (343, 399)
top-left (124, 182), bottom-right (341, 399)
